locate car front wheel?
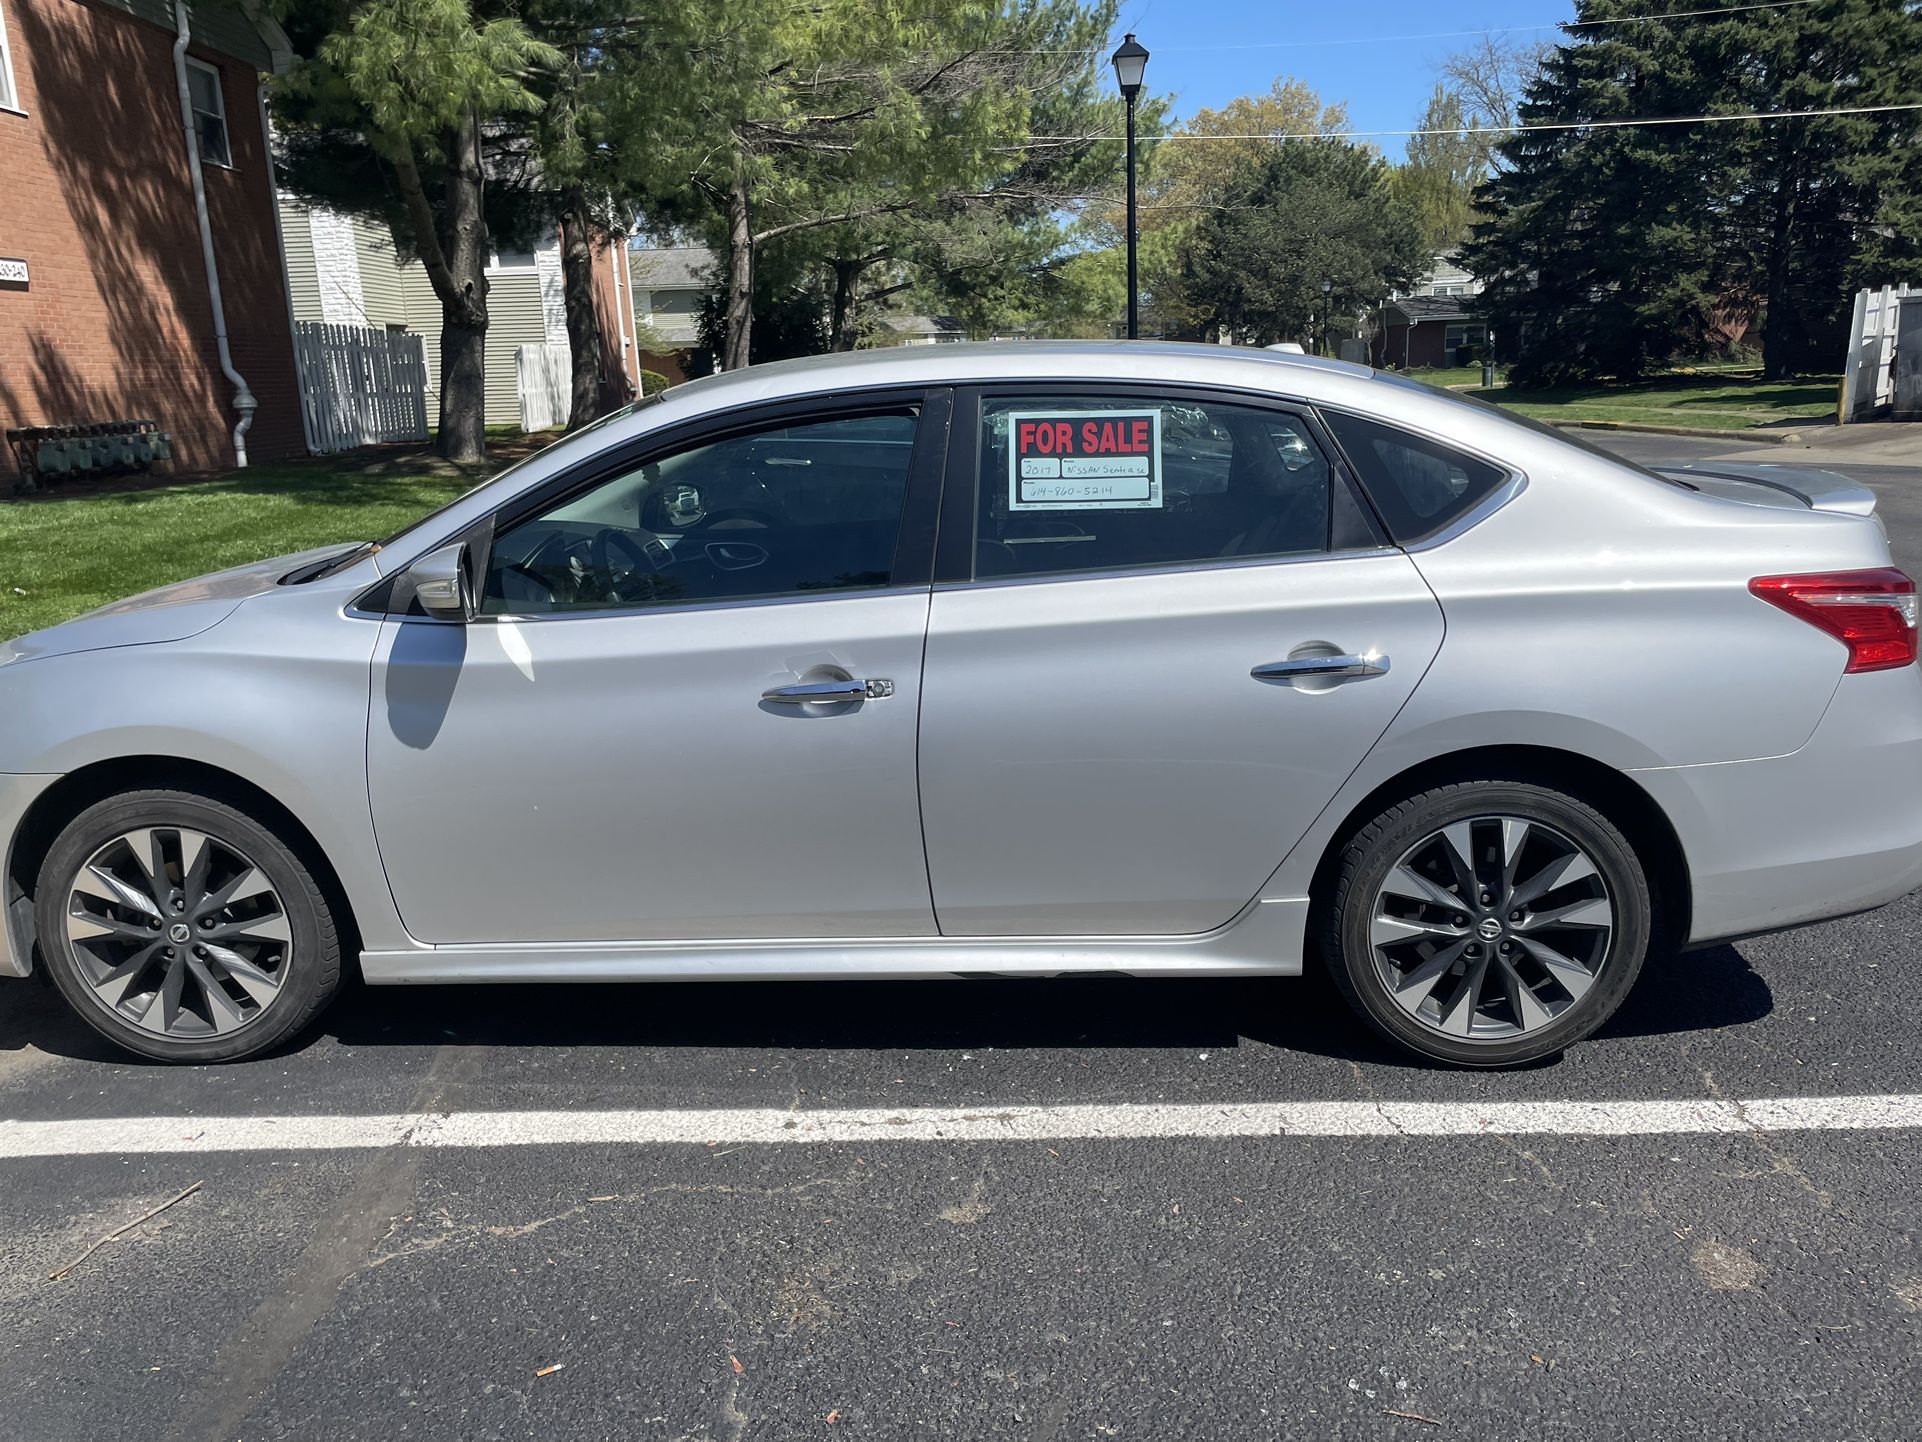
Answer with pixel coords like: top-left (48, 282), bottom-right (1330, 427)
top-left (35, 788), bottom-right (342, 1063)
top-left (1321, 780), bottom-right (1651, 1067)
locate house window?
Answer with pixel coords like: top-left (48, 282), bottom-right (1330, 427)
top-left (185, 59), bottom-right (230, 167)
top-left (488, 245), bottom-right (538, 272)
top-left (1443, 323), bottom-right (1487, 365)
top-left (0, 0), bottom-right (21, 113)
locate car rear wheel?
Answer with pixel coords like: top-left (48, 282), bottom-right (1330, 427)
top-left (34, 789), bottom-right (342, 1063)
top-left (1321, 780), bottom-right (1650, 1067)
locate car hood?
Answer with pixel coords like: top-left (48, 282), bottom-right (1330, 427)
top-left (0, 543), bottom-right (361, 666)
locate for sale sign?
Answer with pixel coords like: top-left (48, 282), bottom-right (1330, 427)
top-left (1007, 409), bottom-right (1163, 511)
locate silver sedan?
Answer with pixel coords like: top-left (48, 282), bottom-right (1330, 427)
top-left (3, 343), bottom-right (1918, 1066)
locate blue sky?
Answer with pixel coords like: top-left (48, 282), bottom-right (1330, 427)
top-left (1111, 0), bottom-right (1578, 158)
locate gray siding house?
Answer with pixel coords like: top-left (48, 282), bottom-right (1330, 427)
top-left (278, 201), bottom-right (629, 429)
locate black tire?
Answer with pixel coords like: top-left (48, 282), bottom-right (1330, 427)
top-left (34, 789), bottom-right (342, 1063)
top-left (1320, 780), bottom-right (1650, 1068)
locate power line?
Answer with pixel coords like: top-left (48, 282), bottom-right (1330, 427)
top-left (995, 0), bottom-right (1825, 55)
top-left (1024, 101), bottom-right (1922, 145)
top-left (1143, 0), bottom-right (1824, 51)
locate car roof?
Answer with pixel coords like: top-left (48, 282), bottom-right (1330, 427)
top-left (647, 341), bottom-right (1386, 419)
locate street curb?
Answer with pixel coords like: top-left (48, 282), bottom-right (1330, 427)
top-left (1548, 419), bottom-right (1811, 444)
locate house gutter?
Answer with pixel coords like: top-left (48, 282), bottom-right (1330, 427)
top-left (609, 230), bottom-right (635, 399)
top-left (172, 0), bottom-right (255, 467)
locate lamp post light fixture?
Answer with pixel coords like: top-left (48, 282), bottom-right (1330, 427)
top-left (1111, 32), bottom-right (1149, 339)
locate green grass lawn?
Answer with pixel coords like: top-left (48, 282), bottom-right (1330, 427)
top-left (0, 442), bottom-right (542, 641)
top-left (1468, 370), bottom-right (1840, 432)
top-left (1393, 365), bottom-right (1505, 388)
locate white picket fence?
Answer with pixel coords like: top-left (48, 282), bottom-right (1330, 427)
top-left (517, 343), bottom-right (571, 433)
top-left (293, 321), bottom-right (429, 453)
top-left (1840, 284), bottom-right (1917, 423)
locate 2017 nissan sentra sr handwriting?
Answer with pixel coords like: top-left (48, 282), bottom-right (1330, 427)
top-left (2, 343), bottom-right (1918, 1066)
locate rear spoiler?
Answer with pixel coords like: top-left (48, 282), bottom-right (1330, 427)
top-left (1658, 462), bottom-right (1877, 517)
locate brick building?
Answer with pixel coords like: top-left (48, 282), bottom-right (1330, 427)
top-left (0, 0), bottom-right (303, 481)
top-left (1370, 253), bottom-right (1489, 372)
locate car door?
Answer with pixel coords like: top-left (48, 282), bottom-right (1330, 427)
top-left (365, 393), bottom-right (948, 946)
top-left (916, 385), bottom-right (1449, 937)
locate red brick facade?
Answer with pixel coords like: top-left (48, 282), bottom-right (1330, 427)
top-left (0, 0), bottom-right (303, 481)
top-left (638, 347), bottom-right (691, 387)
top-left (1374, 320), bottom-right (1450, 371)
top-left (589, 233), bottom-right (638, 411)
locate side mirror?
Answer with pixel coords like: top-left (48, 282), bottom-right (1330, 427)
top-left (409, 542), bottom-right (474, 621)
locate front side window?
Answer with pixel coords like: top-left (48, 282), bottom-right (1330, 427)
top-left (481, 410), bottom-right (919, 614)
top-left (185, 59), bottom-right (229, 167)
top-left (1321, 410), bottom-right (1508, 543)
top-left (974, 395), bottom-right (1339, 581)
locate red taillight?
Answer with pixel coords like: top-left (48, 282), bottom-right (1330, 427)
top-left (1749, 568), bottom-right (1920, 672)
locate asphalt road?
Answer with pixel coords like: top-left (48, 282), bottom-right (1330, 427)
top-left (3, 428), bottom-right (1922, 1442)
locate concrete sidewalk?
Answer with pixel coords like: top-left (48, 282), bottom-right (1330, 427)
top-left (1758, 421), bottom-right (1922, 468)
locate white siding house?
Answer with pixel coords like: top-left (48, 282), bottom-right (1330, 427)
top-left (279, 200), bottom-right (593, 430)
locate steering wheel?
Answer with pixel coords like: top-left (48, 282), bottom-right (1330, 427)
top-left (591, 527), bottom-right (670, 604)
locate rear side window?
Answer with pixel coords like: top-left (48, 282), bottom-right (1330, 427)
top-left (1322, 410), bottom-right (1509, 543)
top-left (973, 395), bottom-right (1339, 581)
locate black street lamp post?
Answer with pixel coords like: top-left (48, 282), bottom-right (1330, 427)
top-left (1110, 33), bottom-right (1149, 339)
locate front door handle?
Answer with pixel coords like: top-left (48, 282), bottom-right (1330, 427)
top-left (1251, 652), bottom-right (1390, 681)
top-left (762, 677), bottom-right (894, 704)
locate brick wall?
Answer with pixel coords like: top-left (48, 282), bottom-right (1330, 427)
top-left (0, 0), bottom-right (304, 481)
top-left (588, 232), bottom-right (637, 411)
top-left (1374, 322), bottom-right (1449, 371)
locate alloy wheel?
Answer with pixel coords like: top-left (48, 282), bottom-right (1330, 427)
top-left (1369, 814), bottom-right (1614, 1041)
top-left (63, 827), bottom-right (292, 1040)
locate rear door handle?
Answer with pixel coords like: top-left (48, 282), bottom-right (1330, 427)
top-left (1251, 653), bottom-right (1390, 681)
top-left (762, 678), bottom-right (894, 704)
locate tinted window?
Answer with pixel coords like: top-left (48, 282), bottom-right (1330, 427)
top-left (1322, 410), bottom-right (1508, 543)
top-left (480, 411), bottom-right (917, 614)
top-left (975, 396), bottom-right (1335, 580)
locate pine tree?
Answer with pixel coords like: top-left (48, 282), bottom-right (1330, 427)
top-left (1464, 0), bottom-right (1922, 384)
top-left (1715, 0), bottom-right (1922, 374)
top-left (276, 0), bottom-right (559, 461)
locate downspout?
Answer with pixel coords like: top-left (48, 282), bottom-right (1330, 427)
top-left (609, 231), bottom-right (634, 399)
top-left (172, 0), bottom-right (255, 467)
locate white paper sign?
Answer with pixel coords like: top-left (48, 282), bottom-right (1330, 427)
top-left (1007, 409), bottom-right (1162, 511)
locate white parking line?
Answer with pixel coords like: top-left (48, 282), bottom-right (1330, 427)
top-left (3, 1093), bottom-right (1922, 1159)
